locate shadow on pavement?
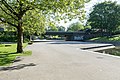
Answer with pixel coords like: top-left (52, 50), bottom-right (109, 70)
top-left (0, 63), bottom-right (36, 71)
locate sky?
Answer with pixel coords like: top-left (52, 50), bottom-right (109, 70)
top-left (57, 0), bottom-right (120, 29)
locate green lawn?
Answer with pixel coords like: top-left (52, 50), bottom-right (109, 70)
top-left (0, 43), bottom-right (32, 66)
top-left (90, 35), bottom-right (120, 42)
top-left (89, 35), bottom-right (120, 56)
top-left (97, 47), bottom-right (120, 56)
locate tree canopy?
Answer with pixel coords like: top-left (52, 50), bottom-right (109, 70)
top-left (67, 22), bottom-right (84, 32)
top-left (88, 1), bottom-right (120, 32)
top-left (23, 10), bottom-right (46, 35)
top-left (0, 0), bottom-right (90, 53)
top-left (57, 26), bottom-right (65, 32)
top-left (46, 26), bottom-right (58, 32)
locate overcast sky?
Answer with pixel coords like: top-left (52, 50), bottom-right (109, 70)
top-left (58, 0), bottom-right (120, 29)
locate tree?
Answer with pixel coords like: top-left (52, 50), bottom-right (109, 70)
top-left (23, 10), bottom-right (46, 40)
top-left (46, 21), bottom-right (58, 31)
top-left (0, 0), bottom-right (36, 53)
top-left (88, 1), bottom-right (120, 33)
top-left (57, 26), bottom-right (65, 32)
top-left (67, 22), bottom-right (84, 32)
top-left (0, 0), bottom-right (89, 53)
top-left (47, 26), bottom-right (58, 31)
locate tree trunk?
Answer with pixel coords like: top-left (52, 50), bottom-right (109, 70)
top-left (17, 19), bottom-right (23, 53)
top-left (30, 35), bottom-right (32, 41)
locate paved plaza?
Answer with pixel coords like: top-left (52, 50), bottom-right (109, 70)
top-left (0, 40), bottom-right (120, 80)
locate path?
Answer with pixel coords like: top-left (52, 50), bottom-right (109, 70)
top-left (0, 40), bottom-right (120, 80)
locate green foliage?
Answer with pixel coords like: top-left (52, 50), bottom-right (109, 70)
top-left (67, 22), bottom-right (84, 32)
top-left (0, 31), bottom-right (29, 42)
top-left (85, 26), bottom-right (91, 29)
top-left (6, 26), bottom-right (16, 31)
top-left (0, 31), bottom-right (17, 42)
top-left (88, 1), bottom-right (120, 32)
top-left (23, 10), bottom-right (46, 35)
top-left (57, 26), bottom-right (65, 32)
top-left (0, 0), bottom-right (89, 29)
top-left (0, 36), bottom-right (17, 42)
top-left (47, 26), bottom-right (58, 31)
top-left (0, 0), bottom-right (90, 52)
top-left (46, 22), bottom-right (58, 31)
top-left (23, 38), bottom-right (30, 43)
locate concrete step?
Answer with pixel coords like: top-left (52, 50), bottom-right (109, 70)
top-left (81, 44), bottom-right (115, 51)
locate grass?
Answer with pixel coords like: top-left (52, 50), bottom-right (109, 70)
top-left (89, 35), bottom-right (120, 56)
top-left (97, 47), bottom-right (120, 56)
top-left (0, 43), bottom-right (32, 66)
top-left (90, 34), bottom-right (120, 42)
